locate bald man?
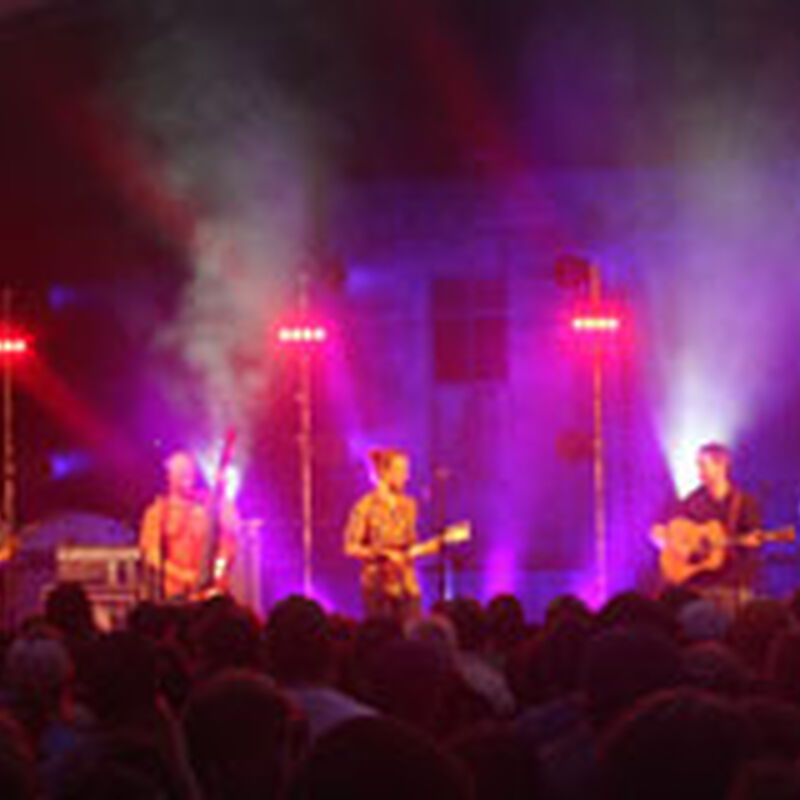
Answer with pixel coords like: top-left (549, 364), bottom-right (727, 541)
top-left (140, 452), bottom-right (237, 600)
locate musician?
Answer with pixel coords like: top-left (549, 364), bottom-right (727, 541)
top-left (344, 448), bottom-right (422, 622)
top-left (652, 442), bottom-right (762, 599)
top-left (139, 451), bottom-right (237, 600)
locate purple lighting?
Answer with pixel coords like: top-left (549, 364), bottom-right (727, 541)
top-left (49, 451), bottom-right (91, 480)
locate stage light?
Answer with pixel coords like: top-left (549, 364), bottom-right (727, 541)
top-left (0, 337), bottom-right (29, 355)
top-left (276, 325), bottom-right (327, 344)
top-left (570, 315), bottom-right (621, 332)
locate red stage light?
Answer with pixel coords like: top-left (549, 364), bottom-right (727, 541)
top-left (277, 325), bottom-right (327, 344)
top-left (0, 337), bottom-right (29, 355)
top-left (570, 316), bottom-right (621, 332)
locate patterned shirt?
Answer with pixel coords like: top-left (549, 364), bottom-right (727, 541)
top-left (344, 490), bottom-right (419, 598)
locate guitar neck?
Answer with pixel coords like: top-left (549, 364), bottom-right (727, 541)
top-left (408, 538), bottom-right (438, 559)
top-left (736, 526), bottom-right (795, 547)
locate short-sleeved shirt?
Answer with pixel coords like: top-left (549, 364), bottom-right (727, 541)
top-left (344, 490), bottom-right (419, 598)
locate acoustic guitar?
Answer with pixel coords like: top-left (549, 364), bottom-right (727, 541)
top-left (654, 517), bottom-right (795, 585)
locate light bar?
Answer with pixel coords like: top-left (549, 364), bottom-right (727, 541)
top-left (0, 337), bottom-right (29, 355)
top-left (277, 326), bottom-right (327, 344)
top-left (571, 316), bottom-right (621, 332)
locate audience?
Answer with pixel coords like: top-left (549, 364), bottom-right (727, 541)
top-left (0, 711), bottom-right (35, 800)
top-left (598, 688), bottom-right (756, 800)
top-left (582, 625), bottom-right (683, 728)
top-left (726, 599), bottom-right (792, 674)
top-left (264, 595), bottom-right (374, 741)
top-left (728, 758), bottom-right (800, 800)
top-left (6, 578), bottom-right (800, 799)
top-left (2, 628), bottom-right (88, 772)
top-left (77, 631), bottom-right (195, 800)
top-left (682, 640), bottom-right (752, 698)
top-left (49, 731), bottom-right (189, 800)
top-left (50, 758), bottom-right (165, 800)
top-left (766, 628), bottom-right (800, 706)
top-left (189, 598), bottom-right (264, 678)
top-left (368, 637), bottom-right (449, 733)
top-left (182, 669), bottom-right (301, 800)
top-left (288, 716), bottom-right (470, 800)
top-left (678, 597), bottom-right (732, 643)
top-left (43, 583), bottom-right (96, 643)
top-left (484, 594), bottom-right (528, 667)
top-left (448, 721), bottom-right (540, 800)
top-left (596, 591), bottom-right (677, 638)
top-left (512, 615), bottom-right (594, 750)
top-left (740, 696), bottom-right (800, 762)
top-left (442, 597), bottom-right (516, 718)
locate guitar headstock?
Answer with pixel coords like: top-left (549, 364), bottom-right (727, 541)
top-left (442, 521), bottom-right (471, 545)
top-left (754, 526), bottom-right (796, 545)
top-left (775, 526), bottom-right (796, 543)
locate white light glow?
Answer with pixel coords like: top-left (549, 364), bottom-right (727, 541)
top-left (656, 352), bottom-right (739, 496)
top-left (0, 338), bottom-right (28, 354)
top-left (196, 447), bottom-right (242, 502)
top-left (645, 158), bottom-right (800, 499)
top-left (571, 316), bottom-right (621, 332)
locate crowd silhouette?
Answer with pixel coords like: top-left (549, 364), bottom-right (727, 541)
top-left (1, 581), bottom-right (800, 798)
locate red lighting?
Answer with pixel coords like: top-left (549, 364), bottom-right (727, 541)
top-left (277, 325), bottom-right (327, 344)
top-left (571, 316), bottom-right (621, 333)
top-left (0, 337), bottom-right (29, 355)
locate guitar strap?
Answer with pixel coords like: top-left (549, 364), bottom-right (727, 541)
top-left (725, 487), bottom-right (751, 611)
top-left (726, 488), bottom-right (743, 540)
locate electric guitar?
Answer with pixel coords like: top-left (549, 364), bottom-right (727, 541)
top-left (654, 517), bottom-right (795, 585)
top-left (361, 521), bottom-right (471, 598)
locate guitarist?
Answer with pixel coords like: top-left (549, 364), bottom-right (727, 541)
top-left (344, 447), bottom-right (423, 622)
top-left (652, 442), bottom-right (762, 600)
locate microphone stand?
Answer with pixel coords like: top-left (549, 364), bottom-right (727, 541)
top-left (433, 467), bottom-right (451, 605)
